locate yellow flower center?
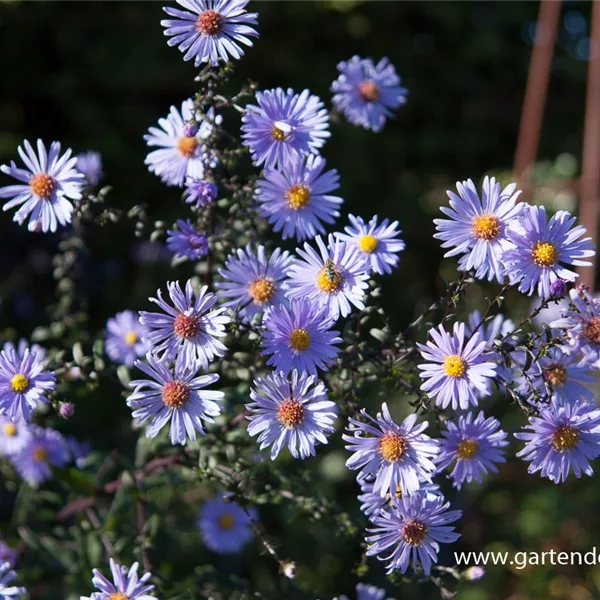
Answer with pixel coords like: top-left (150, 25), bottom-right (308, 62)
top-left (10, 374), bottom-right (29, 393)
top-left (378, 432), bottom-right (408, 463)
top-left (402, 519), bottom-right (428, 546)
top-left (277, 399), bottom-right (305, 428)
top-left (161, 380), bottom-right (190, 409)
top-left (124, 331), bottom-right (138, 346)
top-left (248, 277), bottom-right (276, 305)
top-left (456, 439), bottom-right (479, 459)
top-left (30, 172), bottom-right (56, 199)
top-left (2, 423), bottom-right (17, 437)
top-left (289, 328), bottom-right (310, 352)
top-left (532, 241), bottom-right (558, 267)
top-left (583, 316), bottom-right (600, 344)
top-left (552, 425), bottom-right (579, 452)
top-left (108, 594), bottom-right (129, 600)
top-left (472, 214), bottom-right (501, 241)
top-left (196, 9), bottom-right (223, 35)
top-left (271, 125), bottom-right (288, 142)
top-left (32, 447), bottom-right (48, 463)
top-left (358, 234), bottom-right (379, 253)
top-left (316, 262), bottom-right (343, 294)
top-left (285, 184), bottom-right (311, 210)
top-left (443, 355), bottom-right (467, 378)
top-left (544, 364), bottom-right (567, 388)
top-left (177, 136), bottom-right (199, 158)
top-left (218, 513), bottom-right (235, 531)
top-left (358, 81), bottom-right (381, 102)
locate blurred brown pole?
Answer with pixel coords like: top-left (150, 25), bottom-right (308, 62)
top-left (577, 0), bottom-right (600, 290)
top-left (513, 0), bottom-right (561, 194)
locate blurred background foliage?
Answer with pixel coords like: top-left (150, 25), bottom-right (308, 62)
top-left (0, 2), bottom-right (599, 600)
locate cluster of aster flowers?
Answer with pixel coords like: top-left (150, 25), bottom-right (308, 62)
top-left (4, 0), bottom-right (600, 598)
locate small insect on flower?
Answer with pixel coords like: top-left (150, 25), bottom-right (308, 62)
top-left (0, 346), bottom-right (55, 423)
top-left (366, 490), bottom-right (461, 575)
top-left (128, 352), bottom-right (224, 446)
top-left (197, 493), bottom-right (256, 554)
top-left (417, 322), bottom-right (497, 410)
top-left (503, 204), bottom-right (595, 297)
top-left (139, 280), bottom-right (229, 367)
top-left (161, 0), bottom-right (259, 67)
top-left (0, 561), bottom-right (25, 598)
top-left (105, 310), bottom-right (150, 368)
top-left (216, 245), bottom-right (294, 322)
top-left (515, 399), bottom-right (600, 483)
top-left (0, 139), bottom-right (84, 233)
top-left (247, 370), bottom-right (338, 460)
top-left (343, 403), bottom-right (438, 498)
top-left (333, 582), bottom-right (397, 600)
top-left (331, 55), bottom-right (407, 133)
top-left (80, 558), bottom-right (156, 600)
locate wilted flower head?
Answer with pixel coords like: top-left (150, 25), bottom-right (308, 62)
top-left (241, 87), bottom-right (330, 170)
top-left (331, 55), bottom-right (407, 132)
top-left (0, 139), bottom-right (84, 233)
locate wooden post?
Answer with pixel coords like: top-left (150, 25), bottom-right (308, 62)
top-left (577, 0), bottom-right (600, 290)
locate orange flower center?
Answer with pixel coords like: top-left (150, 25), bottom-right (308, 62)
top-left (583, 316), bottom-right (600, 344)
top-left (378, 432), bottom-right (408, 462)
top-left (544, 364), bottom-right (567, 388)
top-left (32, 447), bottom-right (49, 463)
top-left (30, 173), bottom-right (56, 199)
top-left (285, 184), bottom-right (311, 210)
top-left (472, 214), bottom-right (501, 241)
top-left (552, 425), bottom-right (579, 452)
top-left (108, 594), bottom-right (129, 600)
top-left (173, 313), bottom-right (201, 339)
top-left (277, 399), bottom-right (305, 428)
top-left (271, 125), bottom-right (288, 142)
top-left (161, 380), bottom-right (190, 409)
top-left (456, 439), bottom-right (479, 459)
top-left (178, 136), bottom-right (199, 158)
top-left (196, 9), bottom-right (223, 35)
top-left (248, 277), bottom-right (276, 305)
top-left (218, 513), bottom-right (235, 530)
top-left (358, 81), bottom-right (381, 102)
top-left (402, 519), bottom-right (428, 546)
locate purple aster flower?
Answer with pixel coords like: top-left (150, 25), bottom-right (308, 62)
top-left (417, 322), bottom-right (496, 410)
top-left (335, 214), bottom-right (405, 275)
top-left (144, 99), bottom-right (221, 187)
top-left (105, 310), bottom-right (151, 368)
top-left (76, 151), bottom-right (103, 186)
top-left (0, 418), bottom-right (30, 456)
top-left (2, 339), bottom-right (47, 363)
top-left (436, 411), bottom-right (508, 489)
top-left (139, 280), bottom-right (229, 367)
top-left (285, 234), bottom-right (369, 321)
top-left (262, 299), bottom-right (342, 375)
top-left (550, 278), bottom-right (568, 299)
top-left (433, 177), bottom-right (523, 282)
top-left (255, 155), bottom-right (342, 241)
top-left (0, 139), bottom-right (84, 233)
top-left (358, 477), bottom-right (440, 520)
top-left (241, 87), bottom-right (330, 170)
top-left (0, 562), bottom-right (24, 598)
top-left (331, 56), bottom-right (407, 133)
top-left (503, 205), bottom-right (595, 297)
top-left (166, 219), bottom-right (209, 260)
top-left (127, 352), bottom-right (224, 445)
top-left (0, 346), bottom-right (55, 422)
top-left (0, 544), bottom-right (16, 569)
top-left (184, 178), bottom-right (217, 208)
top-left (246, 370), bottom-right (338, 459)
top-left (216, 245), bottom-right (293, 322)
top-left (343, 403), bottom-right (438, 498)
top-left (527, 346), bottom-right (595, 405)
top-left (366, 491), bottom-right (461, 575)
top-left (161, 0), bottom-right (258, 67)
top-left (334, 583), bottom-right (396, 600)
top-left (551, 287), bottom-right (600, 367)
top-left (81, 558), bottom-right (156, 600)
top-left (197, 492), bottom-right (256, 554)
top-left (10, 426), bottom-right (69, 486)
top-left (515, 400), bottom-right (600, 483)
